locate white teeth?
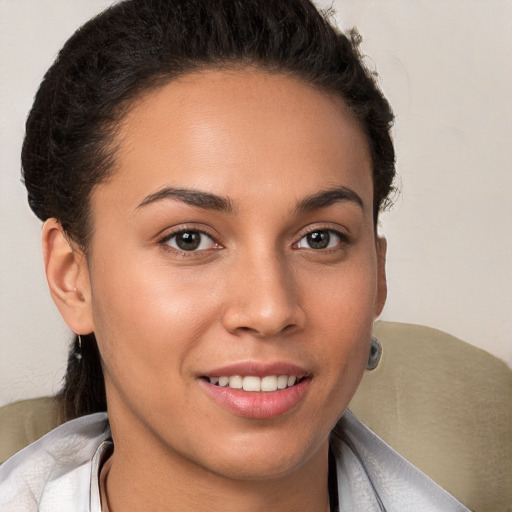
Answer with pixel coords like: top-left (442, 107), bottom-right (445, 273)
top-left (210, 375), bottom-right (301, 391)
top-left (260, 376), bottom-right (278, 392)
top-left (228, 376), bottom-right (243, 389)
top-left (243, 376), bottom-right (261, 392)
top-left (277, 375), bottom-right (288, 389)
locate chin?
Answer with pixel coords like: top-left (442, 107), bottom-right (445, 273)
top-left (186, 427), bottom-right (329, 482)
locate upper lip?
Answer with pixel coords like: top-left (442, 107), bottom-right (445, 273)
top-left (201, 361), bottom-right (309, 379)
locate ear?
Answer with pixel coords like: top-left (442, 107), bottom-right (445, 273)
top-left (42, 219), bottom-right (94, 334)
top-left (374, 235), bottom-right (387, 318)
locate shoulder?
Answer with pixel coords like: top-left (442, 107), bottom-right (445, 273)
top-left (332, 410), bottom-right (471, 512)
top-left (0, 412), bottom-right (110, 512)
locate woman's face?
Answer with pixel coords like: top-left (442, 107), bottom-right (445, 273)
top-left (84, 69), bottom-right (386, 479)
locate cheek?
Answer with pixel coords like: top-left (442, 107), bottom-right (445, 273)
top-left (305, 252), bottom-right (378, 333)
top-left (88, 249), bottom-right (222, 390)
top-left (303, 256), bottom-right (377, 403)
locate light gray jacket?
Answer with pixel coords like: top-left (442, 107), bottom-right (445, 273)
top-left (0, 411), bottom-right (469, 511)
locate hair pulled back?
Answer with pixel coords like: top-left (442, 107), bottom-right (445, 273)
top-left (22, 0), bottom-right (395, 420)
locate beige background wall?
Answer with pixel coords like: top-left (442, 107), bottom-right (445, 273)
top-left (1, 0), bottom-right (511, 407)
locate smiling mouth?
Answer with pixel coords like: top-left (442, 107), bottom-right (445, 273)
top-left (203, 375), bottom-right (306, 392)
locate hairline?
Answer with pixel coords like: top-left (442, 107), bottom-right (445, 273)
top-left (79, 62), bottom-right (379, 253)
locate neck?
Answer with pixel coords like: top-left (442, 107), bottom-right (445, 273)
top-left (102, 417), bottom-right (331, 512)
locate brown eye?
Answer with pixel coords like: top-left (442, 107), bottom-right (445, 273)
top-left (306, 231), bottom-right (330, 249)
top-left (164, 230), bottom-right (217, 252)
top-left (175, 232), bottom-right (201, 250)
top-left (296, 230), bottom-right (342, 250)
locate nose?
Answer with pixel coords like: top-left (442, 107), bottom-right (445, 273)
top-left (221, 252), bottom-right (306, 338)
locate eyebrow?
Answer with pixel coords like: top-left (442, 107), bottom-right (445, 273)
top-left (295, 186), bottom-right (364, 213)
top-left (136, 187), bottom-right (234, 213)
top-left (135, 185), bottom-right (363, 215)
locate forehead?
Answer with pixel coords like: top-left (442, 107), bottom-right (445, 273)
top-left (96, 69), bottom-right (373, 213)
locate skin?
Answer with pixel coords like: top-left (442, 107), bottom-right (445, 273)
top-left (43, 69), bottom-right (387, 512)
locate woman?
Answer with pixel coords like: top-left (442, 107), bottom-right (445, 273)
top-left (0, 1), bottom-right (469, 510)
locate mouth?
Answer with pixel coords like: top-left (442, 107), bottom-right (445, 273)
top-left (199, 364), bottom-right (311, 419)
top-left (203, 374), bottom-right (306, 392)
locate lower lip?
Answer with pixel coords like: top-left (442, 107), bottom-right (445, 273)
top-left (200, 378), bottom-right (311, 419)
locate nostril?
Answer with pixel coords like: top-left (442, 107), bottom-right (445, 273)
top-left (221, 286), bottom-right (306, 338)
top-left (234, 322), bottom-right (298, 338)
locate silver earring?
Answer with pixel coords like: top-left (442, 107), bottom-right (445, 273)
top-left (76, 334), bottom-right (83, 361)
top-left (366, 336), bottom-right (382, 370)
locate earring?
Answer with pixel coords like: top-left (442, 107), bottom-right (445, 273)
top-left (366, 336), bottom-right (382, 370)
top-left (76, 334), bottom-right (83, 361)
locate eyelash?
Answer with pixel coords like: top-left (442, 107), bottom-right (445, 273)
top-left (158, 228), bottom-right (222, 257)
top-left (158, 225), bottom-right (350, 258)
top-left (294, 227), bottom-right (350, 252)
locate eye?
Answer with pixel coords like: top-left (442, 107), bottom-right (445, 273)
top-left (162, 230), bottom-right (219, 252)
top-left (295, 229), bottom-right (343, 250)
